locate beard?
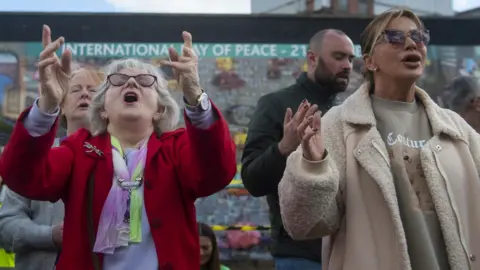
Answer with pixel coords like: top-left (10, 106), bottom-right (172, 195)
top-left (314, 57), bottom-right (350, 93)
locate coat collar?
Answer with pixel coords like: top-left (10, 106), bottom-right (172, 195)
top-left (81, 128), bottom-right (185, 161)
top-left (341, 83), bottom-right (467, 142)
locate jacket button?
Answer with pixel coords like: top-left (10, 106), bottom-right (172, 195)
top-left (144, 180), bottom-right (152, 190)
top-left (151, 218), bottom-right (162, 229)
top-left (470, 254), bottom-right (476, 262)
top-left (161, 262), bottom-right (173, 270)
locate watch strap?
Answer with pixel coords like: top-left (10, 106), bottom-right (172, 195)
top-left (184, 91), bottom-right (209, 112)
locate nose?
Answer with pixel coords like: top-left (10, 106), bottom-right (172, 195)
top-left (343, 60), bottom-right (353, 71)
top-left (126, 77), bottom-right (139, 88)
top-left (340, 59), bottom-right (352, 73)
top-left (404, 35), bottom-right (418, 51)
top-left (81, 87), bottom-right (92, 99)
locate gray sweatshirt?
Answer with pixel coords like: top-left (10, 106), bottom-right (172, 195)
top-left (0, 140), bottom-right (65, 270)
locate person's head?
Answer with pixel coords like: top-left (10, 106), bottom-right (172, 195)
top-left (198, 222), bottom-right (221, 270)
top-left (307, 29), bottom-right (355, 93)
top-left (447, 76), bottom-right (480, 130)
top-left (361, 9), bottom-right (430, 93)
top-left (60, 67), bottom-right (104, 131)
top-left (89, 59), bottom-right (180, 137)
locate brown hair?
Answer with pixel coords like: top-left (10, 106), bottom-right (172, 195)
top-left (360, 8), bottom-right (424, 92)
top-left (60, 66), bottom-right (104, 129)
top-left (198, 222), bottom-right (221, 270)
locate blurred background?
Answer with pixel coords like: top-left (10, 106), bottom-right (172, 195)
top-left (0, 0), bottom-right (479, 269)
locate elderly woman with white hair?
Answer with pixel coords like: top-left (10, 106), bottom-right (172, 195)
top-left (0, 26), bottom-right (236, 270)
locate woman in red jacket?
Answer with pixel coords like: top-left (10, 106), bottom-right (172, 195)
top-left (0, 26), bottom-right (236, 270)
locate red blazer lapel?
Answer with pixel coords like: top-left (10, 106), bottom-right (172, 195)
top-left (83, 133), bottom-right (114, 238)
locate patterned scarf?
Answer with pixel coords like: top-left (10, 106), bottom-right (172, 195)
top-left (93, 135), bottom-right (148, 254)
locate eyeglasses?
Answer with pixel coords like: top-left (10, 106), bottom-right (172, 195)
top-left (107, 73), bottom-right (157, 87)
top-left (381, 29), bottom-right (430, 46)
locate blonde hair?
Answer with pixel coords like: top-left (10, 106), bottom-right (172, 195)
top-left (60, 66), bottom-right (104, 128)
top-left (88, 58), bottom-right (180, 136)
top-left (360, 8), bottom-right (424, 89)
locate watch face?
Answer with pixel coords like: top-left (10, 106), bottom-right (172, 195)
top-left (200, 93), bottom-right (209, 110)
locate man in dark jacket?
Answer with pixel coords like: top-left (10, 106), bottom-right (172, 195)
top-left (241, 29), bottom-right (354, 269)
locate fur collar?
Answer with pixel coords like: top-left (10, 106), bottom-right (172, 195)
top-left (340, 83), bottom-right (467, 142)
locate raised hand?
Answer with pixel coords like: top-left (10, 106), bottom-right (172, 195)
top-left (296, 111), bottom-right (325, 161)
top-left (160, 31), bottom-right (202, 105)
top-left (278, 100), bottom-right (318, 156)
top-left (37, 25), bottom-right (72, 113)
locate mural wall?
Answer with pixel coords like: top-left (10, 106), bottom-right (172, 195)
top-left (0, 42), bottom-right (479, 260)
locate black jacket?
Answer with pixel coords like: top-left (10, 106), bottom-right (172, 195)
top-left (241, 73), bottom-right (337, 262)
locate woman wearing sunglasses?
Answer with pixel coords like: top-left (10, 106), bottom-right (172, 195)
top-left (278, 8), bottom-right (480, 270)
top-left (0, 25), bottom-right (236, 270)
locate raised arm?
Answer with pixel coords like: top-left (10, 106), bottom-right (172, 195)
top-left (278, 108), bottom-right (345, 240)
top-left (161, 31), bottom-right (236, 199)
top-left (242, 97), bottom-right (319, 197)
top-left (0, 101), bottom-right (74, 201)
top-left (178, 102), bottom-right (236, 198)
top-left (0, 25), bottom-right (74, 201)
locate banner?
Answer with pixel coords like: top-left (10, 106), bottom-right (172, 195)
top-left (25, 42), bottom-right (364, 58)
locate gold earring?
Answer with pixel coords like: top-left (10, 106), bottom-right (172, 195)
top-left (372, 67), bottom-right (378, 72)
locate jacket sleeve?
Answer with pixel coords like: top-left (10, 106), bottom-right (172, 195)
top-left (0, 188), bottom-right (56, 253)
top-left (241, 95), bottom-right (287, 197)
top-left (278, 108), bottom-right (345, 240)
top-left (177, 102), bottom-right (237, 199)
top-left (0, 107), bottom-right (74, 202)
top-left (455, 112), bottom-right (480, 175)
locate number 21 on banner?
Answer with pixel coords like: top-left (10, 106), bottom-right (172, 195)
top-left (290, 45), bottom-right (307, 57)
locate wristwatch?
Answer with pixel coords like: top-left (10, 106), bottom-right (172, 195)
top-left (184, 91), bottom-right (210, 112)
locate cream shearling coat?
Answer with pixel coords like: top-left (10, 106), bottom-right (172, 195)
top-left (279, 83), bottom-right (480, 270)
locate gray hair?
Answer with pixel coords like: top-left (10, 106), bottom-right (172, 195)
top-left (446, 76), bottom-right (480, 113)
top-left (88, 58), bottom-right (180, 136)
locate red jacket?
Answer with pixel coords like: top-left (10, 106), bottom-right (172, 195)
top-left (0, 105), bottom-right (236, 270)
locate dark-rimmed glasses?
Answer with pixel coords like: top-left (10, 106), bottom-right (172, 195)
top-left (381, 29), bottom-right (430, 46)
top-left (107, 73), bottom-right (157, 87)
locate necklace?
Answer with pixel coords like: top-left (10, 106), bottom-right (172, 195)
top-left (116, 175), bottom-right (143, 191)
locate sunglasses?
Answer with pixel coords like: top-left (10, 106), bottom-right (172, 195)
top-left (107, 73), bottom-right (157, 87)
top-left (381, 29), bottom-right (430, 46)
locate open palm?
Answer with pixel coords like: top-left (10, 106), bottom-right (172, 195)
top-left (160, 31), bottom-right (201, 104)
top-left (297, 111), bottom-right (325, 162)
top-left (38, 25), bottom-right (71, 107)
top-left (303, 126), bottom-right (325, 161)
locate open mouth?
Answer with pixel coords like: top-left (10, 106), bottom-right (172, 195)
top-left (78, 102), bottom-right (89, 110)
top-left (402, 54), bottom-right (421, 63)
top-left (123, 92), bottom-right (139, 103)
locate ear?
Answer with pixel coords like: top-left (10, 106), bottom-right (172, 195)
top-left (100, 111), bottom-right (108, 120)
top-left (153, 106), bottom-right (165, 121)
top-left (363, 53), bottom-right (376, 71)
top-left (306, 50), bottom-right (317, 68)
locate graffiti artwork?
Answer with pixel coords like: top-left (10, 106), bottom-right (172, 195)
top-left (0, 41), bottom-right (479, 260)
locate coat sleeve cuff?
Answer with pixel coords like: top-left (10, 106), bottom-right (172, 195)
top-left (23, 98), bottom-right (59, 137)
top-left (300, 150), bottom-right (330, 174)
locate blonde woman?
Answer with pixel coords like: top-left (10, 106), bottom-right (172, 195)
top-left (279, 9), bottom-right (480, 270)
top-left (0, 25), bottom-right (236, 270)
